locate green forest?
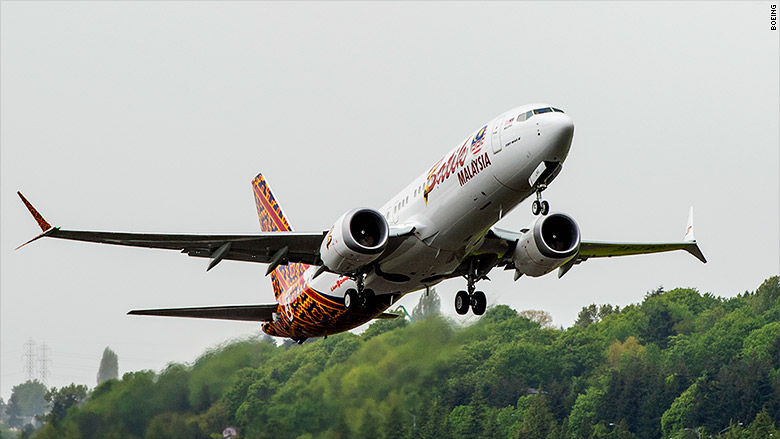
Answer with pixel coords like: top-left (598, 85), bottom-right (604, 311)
top-left (4, 276), bottom-right (780, 439)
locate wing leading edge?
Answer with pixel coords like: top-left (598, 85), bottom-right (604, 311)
top-left (576, 207), bottom-right (706, 264)
top-left (16, 191), bottom-right (325, 266)
top-left (15, 192), bottom-right (415, 270)
top-left (469, 207), bottom-right (706, 280)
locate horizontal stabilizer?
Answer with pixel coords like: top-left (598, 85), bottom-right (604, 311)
top-left (128, 304), bottom-right (278, 322)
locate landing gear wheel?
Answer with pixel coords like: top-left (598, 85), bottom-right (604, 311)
top-left (532, 200), bottom-right (541, 216)
top-left (344, 289), bottom-right (357, 310)
top-left (472, 291), bottom-right (487, 315)
top-left (455, 290), bottom-right (470, 315)
top-left (540, 200), bottom-right (550, 216)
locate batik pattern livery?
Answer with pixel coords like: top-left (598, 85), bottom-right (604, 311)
top-left (252, 173), bottom-right (390, 339)
top-left (263, 277), bottom-right (390, 338)
top-left (17, 191), bottom-right (52, 232)
top-left (252, 174), bottom-right (309, 298)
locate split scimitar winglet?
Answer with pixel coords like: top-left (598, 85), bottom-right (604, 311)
top-left (16, 192), bottom-right (57, 250)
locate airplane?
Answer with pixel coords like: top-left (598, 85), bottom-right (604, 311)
top-left (17, 103), bottom-right (706, 344)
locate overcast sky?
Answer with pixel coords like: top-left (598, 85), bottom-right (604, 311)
top-left (2, 2), bottom-right (778, 400)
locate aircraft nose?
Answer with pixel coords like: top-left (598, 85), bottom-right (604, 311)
top-left (546, 113), bottom-right (574, 158)
top-left (550, 113), bottom-right (574, 139)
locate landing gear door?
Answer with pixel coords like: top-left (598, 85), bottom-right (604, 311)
top-left (529, 161), bottom-right (547, 186)
top-left (491, 116), bottom-right (503, 153)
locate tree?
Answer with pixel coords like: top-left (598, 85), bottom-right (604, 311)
top-left (640, 299), bottom-right (675, 348)
top-left (12, 276), bottom-right (780, 439)
top-left (5, 380), bottom-right (47, 428)
top-left (412, 287), bottom-right (440, 321)
top-left (575, 304), bottom-right (617, 328)
top-left (746, 408), bottom-right (779, 439)
top-left (45, 384), bottom-right (88, 425)
top-left (362, 317), bottom-right (408, 341)
top-left (661, 380), bottom-right (699, 438)
top-left (575, 305), bottom-right (599, 328)
top-left (357, 407), bottom-right (381, 439)
top-left (518, 310), bottom-right (554, 328)
top-left (517, 394), bottom-right (553, 439)
top-left (645, 285), bottom-right (665, 298)
top-left (97, 347), bottom-right (119, 385)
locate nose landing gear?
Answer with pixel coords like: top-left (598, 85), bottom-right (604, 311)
top-left (531, 184), bottom-right (550, 216)
top-left (455, 260), bottom-right (488, 316)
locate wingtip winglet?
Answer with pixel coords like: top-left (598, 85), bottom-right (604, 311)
top-left (16, 192), bottom-right (57, 250)
top-left (18, 192), bottom-right (52, 232)
top-left (684, 206), bottom-right (695, 242)
top-left (682, 207), bottom-right (706, 263)
top-left (685, 242), bottom-right (707, 264)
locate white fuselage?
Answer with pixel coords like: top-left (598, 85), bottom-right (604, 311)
top-left (282, 103), bottom-right (574, 306)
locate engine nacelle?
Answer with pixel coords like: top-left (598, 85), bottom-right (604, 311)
top-left (320, 208), bottom-right (389, 274)
top-left (513, 212), bottom-right (580, 277)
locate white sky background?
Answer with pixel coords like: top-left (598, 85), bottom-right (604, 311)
top-left (1, 2), bottom-right (778, 399)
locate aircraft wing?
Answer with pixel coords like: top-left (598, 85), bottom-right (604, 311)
top-left (16, 192), bottom-right (417, 273)
top-left (577, 241), bottom-right (706, 263)
top-left (568, 206), bottom-right (706, 268)
top-left (23, 226), bottom-right (327, 267)
top-left (448, 207), bottom-right (705, 281)
top-left (15, 191), bottom-right (327, 268)
top-left (46, 229), bottom-right (325, 265)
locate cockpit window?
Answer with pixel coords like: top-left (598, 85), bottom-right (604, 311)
top-left (519, 107), bottom-right (559, 122)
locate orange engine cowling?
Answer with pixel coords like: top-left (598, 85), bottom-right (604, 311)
top-left (319, 208), bottom-right (389, 274)
top-left (513, 213), bottom-right (580, 277)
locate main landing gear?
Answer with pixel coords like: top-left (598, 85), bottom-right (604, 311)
top-left (455, 261), bottom-right (487, 316)
top-left (531, 184), bottom-right (550, 216)
top-left (344, 272), bottom-right (375, 311)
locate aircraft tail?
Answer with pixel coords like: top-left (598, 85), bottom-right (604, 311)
top-left (252, 173), bottom-right (309, 298)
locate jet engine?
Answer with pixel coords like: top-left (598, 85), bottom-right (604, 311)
top-left (320, 208), bottom-right (389, 274)
top-left (513, 213), bottom-right (580, 277)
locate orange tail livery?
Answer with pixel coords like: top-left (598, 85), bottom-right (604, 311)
top-left (251, 173), bottom-right (309, 299)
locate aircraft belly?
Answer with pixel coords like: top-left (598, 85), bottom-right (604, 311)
top-left (262, 277), bottom-right (391, 338)
top-left (376, 238), bottom-right (460, 286)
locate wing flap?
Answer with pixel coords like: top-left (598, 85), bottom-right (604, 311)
top-left (128, 304), bottom-right (278, 322)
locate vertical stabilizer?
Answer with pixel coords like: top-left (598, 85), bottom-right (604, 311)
top-left (251, 174), bottom-right (308, 298)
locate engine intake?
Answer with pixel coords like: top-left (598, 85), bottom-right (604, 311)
top-left (513, 212), bottom-right (580, 277)
top-left (320, 208), bottom-right (389, 274)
